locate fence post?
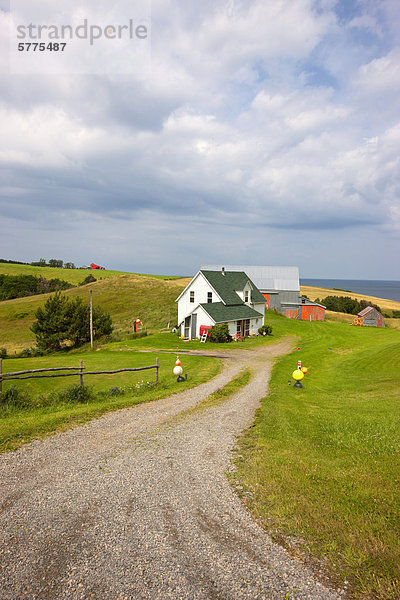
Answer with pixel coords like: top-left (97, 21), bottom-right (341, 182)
top-left (155, 357), bottom-right (159, 383)
top-left (0, 358), bottom-right (2, 402)
top-left (90, 290), bottom-right (93, 349)
top-left (79, 360), bottom-right (84, 387)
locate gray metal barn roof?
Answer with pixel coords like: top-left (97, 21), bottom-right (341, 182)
top-left (200, 265), bottom-right (300, 292)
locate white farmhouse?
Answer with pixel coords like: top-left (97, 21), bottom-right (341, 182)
top-left (176, 268), bottom-right (266, 340)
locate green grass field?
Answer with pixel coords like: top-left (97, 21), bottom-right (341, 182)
top-left (234, 311), bottom-right (400, 600)
top-left (0, 349), bottom-right (220, 453)
top-left (106, 330), bottom-right (277, 353)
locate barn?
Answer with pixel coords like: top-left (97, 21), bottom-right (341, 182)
top-left (201, 265), bottom-right (325, 321)
top-left (355, 306), bottom-right (385, 328)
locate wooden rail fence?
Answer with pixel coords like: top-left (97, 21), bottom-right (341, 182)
top-left (0, 357), bottom-right (159, 401)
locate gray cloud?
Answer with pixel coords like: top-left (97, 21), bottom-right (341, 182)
top-left (0, 0), bottom-right (399, 277)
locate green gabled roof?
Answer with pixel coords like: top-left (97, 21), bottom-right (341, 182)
top-left (200, 302), bottom-right (262, 323)
top-left (200, 270), bottom-right (265, 305)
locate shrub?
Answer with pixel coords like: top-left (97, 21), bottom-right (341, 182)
top-left (57, 384), bottom-right (95, 404)
top-left (0, 347), bottom-right (7, 359)
top-left (258, 324), bottom-right (273, 336)
top-left (20, 348), bottom-right (33, 357)
top-left (320, 295), bottom-right (382, 315)
top-left (2, 387), bottom-right (32, 409)
top-left (80, 274), bottom-right (96, 285)
top-left (209, 323), bottom-right (231, 343)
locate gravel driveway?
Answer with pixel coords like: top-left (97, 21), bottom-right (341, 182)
top-left (0, 339), bottom-right (343, 600)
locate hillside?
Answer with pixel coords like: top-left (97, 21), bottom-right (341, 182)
top-left (0, 263), bottom-right (399, 353)
top-left (0, 262), bottom-right (126, 285)
top-left (0, 271), bottom-right (190, 353)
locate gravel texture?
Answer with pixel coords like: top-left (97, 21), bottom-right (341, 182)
top-left (0, 339), bottom-right (343, 600)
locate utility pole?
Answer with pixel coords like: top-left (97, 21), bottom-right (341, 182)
top-left (90, 290), bottom-right (93, 349)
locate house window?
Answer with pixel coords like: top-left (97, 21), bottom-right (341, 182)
top-left (190, 291), bottom-right (195, 303)
top-left (244, 290), bottom-right (249, 303)
top-left (207, 292), bottom-right (212, 303)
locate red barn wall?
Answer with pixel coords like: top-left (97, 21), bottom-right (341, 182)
top-left (262, 293), bottom-right (271, 307)
top-left (301, 305), bottom-right (325, 321)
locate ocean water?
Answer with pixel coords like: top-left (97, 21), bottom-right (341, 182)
top-left (300, 279), bottom-right (400, 303)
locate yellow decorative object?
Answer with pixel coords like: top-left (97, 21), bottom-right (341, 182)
top-left (352, 317), bottom-right (363, 326)
top-left (292, 369), bottom-right (304, 381)
top-left (301, 367), bottom-right (308, 374)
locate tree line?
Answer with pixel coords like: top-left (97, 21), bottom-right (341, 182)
top-left (314, 295), bottom-right (382, 315)
top-left (0, 258), bottom-right (88, 269)
top-left (0, 273), bottom-right (96, 301)
top-left (30, 258), bottom-right (76, 269)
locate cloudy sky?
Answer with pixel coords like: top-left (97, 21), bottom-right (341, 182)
top-left (1, 0), bottom-right (399, 278)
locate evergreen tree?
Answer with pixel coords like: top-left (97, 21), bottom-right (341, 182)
top-left (31, 292), bottom-right (113, 351)
top-left (31, 292), bottom-right (70, 351)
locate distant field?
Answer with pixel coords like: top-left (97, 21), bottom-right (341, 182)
top-left (301, 284), bottom-right (400, 315)
top-left (0, 262), bottom-right (185, 285)
top-left (0, 262), bottom-right (124, 284)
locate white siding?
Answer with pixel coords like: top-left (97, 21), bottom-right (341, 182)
top-left (179, 305), bottom-right (215, 339)
top-left (252, 302), bottom-right (266, 318)
top-left (227, 316), bottom-right (263, 337)
top-left (177, 272), bottom-right (222, 326)
top-left (235, 281), bottom-right (253, 303)
top-left (252, 316), bottom-right (264, 333)
top-left (195, 306), bottom-right (214, 338)
top-left (227, 322), bottom-right (237, 337)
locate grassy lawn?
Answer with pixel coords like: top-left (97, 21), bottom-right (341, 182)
top-left (106, 329), bottom-right (279, 353)
top-left (234, 311), bottom-right (400, 600)
top-left (0, 349), bottom-right (220, 453)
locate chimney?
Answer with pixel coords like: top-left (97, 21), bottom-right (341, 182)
top-left (221, 267), bottom-right (225, 276)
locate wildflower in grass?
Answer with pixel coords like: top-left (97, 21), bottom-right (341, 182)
top-left (109, 386), bottom-right (124, 397)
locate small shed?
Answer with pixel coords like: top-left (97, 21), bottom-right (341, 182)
top-left (356, 306), bottom-right (385, 328)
